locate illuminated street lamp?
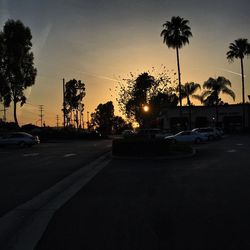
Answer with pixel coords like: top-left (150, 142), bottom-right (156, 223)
top-left (143, 105), bottom-right (149, 113)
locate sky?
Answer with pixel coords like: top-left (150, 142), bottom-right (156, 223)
top-left (1, 0), bottom-right (250, 126)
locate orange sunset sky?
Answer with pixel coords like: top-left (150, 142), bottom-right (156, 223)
top-left (1, 0), bottom-right (250, 126)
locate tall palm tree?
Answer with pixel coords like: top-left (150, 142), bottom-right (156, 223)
top-left (201, 77), bottom-right (235, 126)
top-left (226, 38), bottom-right (250, 128)
top-left (181, 82), bottom-right (201, 129)
top-left (160, 16), bottom-right (192, 116)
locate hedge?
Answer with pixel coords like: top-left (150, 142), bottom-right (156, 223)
top-left (112, 138), bottom-right (193, 157)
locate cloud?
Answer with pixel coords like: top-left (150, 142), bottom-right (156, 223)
top-left (218, 68), bottom-right (246, 78)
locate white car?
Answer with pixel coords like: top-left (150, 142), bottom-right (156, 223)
top-left (164, 130), bottom-right (208, 144)
top-left (192, 127), bottom-right (221, 141)
top-left (0, 132), bottom-right (40, 147)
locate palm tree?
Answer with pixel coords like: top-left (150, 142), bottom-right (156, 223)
top-left (201, 77), bottom-right (235, 126)
top-left (160, 16), bottom-right (192, 116)
top-left (181, 82), bottom-right (201, 129)
top-left (226, 38), bottom-right (250, 128)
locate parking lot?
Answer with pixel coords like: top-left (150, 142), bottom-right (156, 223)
top-left (0, 139), bottom-right (112, 216)
top-left (36, 133), bottom-right (250, 250)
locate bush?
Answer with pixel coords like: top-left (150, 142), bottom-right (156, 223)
top-left (112, 138), bottom-right (193, 157)
top-left (0, 122), bottom-right (19, 131)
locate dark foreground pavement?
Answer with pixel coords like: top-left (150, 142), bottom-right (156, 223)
top-left (36, 136), bottom-right (250, 250)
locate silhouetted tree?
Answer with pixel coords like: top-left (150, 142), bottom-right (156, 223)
top-left (91, 101), bottom-right (114, 135)
top-left (0, 34), bottom-right (8, 105)
top-left (227, 38), bottom-right (250, 127)
top-left (201, 77), bottom-right (235, 125)
top-left (181, 82), bottom-right (201, 128)
top-left (112, 116), bottom-right (132, 134)
top-left (64, 79), bottom-right (86, 128)
top-left (149, 91), bottom-right (178, 127)
top-left (0, 19), bottom-right (37, 126)
top-left (117, 68), bottom-right (174, 127)
top-left (161, 16), bottom-right (192, 115)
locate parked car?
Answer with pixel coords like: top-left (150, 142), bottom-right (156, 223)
top-left (215, 127), bottom-right (224, 136)
top-left (164, 130), bottom-right (207, 144)
top-left (192, 127), bottom-right (221, 141)
top-left (122, 129), bottom-right (135, 138)
top-left (136, 128), bottom-right (172, 139)
top-left (0, 132), bottom-right (40, 147)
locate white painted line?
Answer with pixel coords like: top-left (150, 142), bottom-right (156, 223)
top-left (227, 149), bottom-right (237, 153)
top-left (236, 143), bottom-right (243, 146)
top-left (63, 153), bottom-right (76, 158)
top-left (23, 153), bottom-right (39, 157)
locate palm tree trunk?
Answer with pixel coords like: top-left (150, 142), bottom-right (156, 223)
top-left (13, 99), bottom-right (19, 127)
top-left (240, 58), bottom-right (245, 129)
top-left (176, 47), bottom-right (182, 117)
top-left (187, 97), bottom-right (192, 129)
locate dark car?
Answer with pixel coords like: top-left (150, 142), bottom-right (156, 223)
top-left (0, 132), bottom-right (40, 147)
top-left (136, 129), bottom-right (172, 139)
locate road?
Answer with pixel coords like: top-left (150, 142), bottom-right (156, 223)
top-left (37, 134), bottom-right (250, 250)
top-left (0, 139), bottom-right (112, 216)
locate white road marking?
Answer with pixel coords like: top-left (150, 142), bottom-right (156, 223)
top-left (63, 153), bottom-right (76, 158)
top-left (23, 153), bottom-right (39, 157)
top-left (227, 149), bottom-right (237, 153)
top-left (236, 143), bottom-right (243, 146)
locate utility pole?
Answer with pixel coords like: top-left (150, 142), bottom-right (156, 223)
top-left (56, 115), bottom-right (59, 128)
top-left (39, 105), bottom-right (44, 127)
top-left (63, 78), bottom-right (66, 128)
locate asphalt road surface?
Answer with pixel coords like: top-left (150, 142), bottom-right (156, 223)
top-left (0, 139), bottom-right (112, 216)
top-left (36, 134), bottom-right (250, 250)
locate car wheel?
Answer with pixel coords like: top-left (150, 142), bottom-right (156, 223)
top-left (19, 141), bottom-right (26, 148)
top-left (195, 138), bottom-right (201, 144)
top-left (172, 138), bottom-right (176, 143)
top-left (208, 135), bottom-right (214, 141)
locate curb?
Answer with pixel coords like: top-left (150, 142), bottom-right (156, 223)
top-left (112, 147), bottom-right (196, 160)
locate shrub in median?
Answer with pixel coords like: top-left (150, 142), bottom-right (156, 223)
top-left (112, 138), bottom-right (193, 157)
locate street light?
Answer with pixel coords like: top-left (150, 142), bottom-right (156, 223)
top-left (143, 105), bottom-right (149, 112)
